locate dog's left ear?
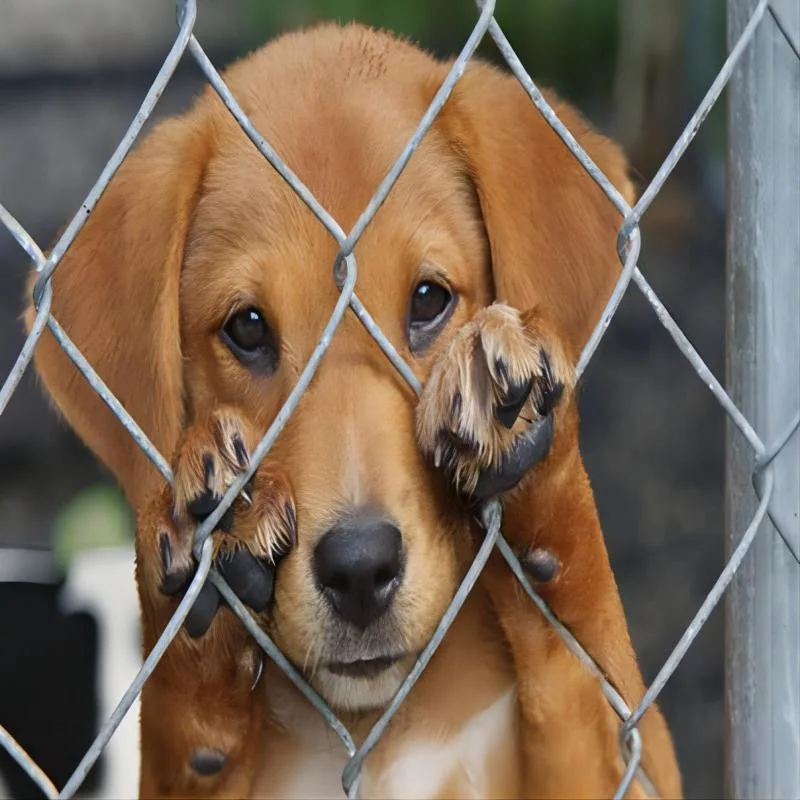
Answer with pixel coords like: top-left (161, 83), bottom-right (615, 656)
top-left (24, 113), bottom-right (211, 508)
top-left (440, 61), bottom-right (636, 359)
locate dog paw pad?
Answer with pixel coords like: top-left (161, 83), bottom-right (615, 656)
top-left (189, 747), bottom-right (227, 776)
top-left (520, 547), bottom-right (559, 583)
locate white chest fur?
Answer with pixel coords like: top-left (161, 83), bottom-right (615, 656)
top-left (252, 592), bottom-right (521, 799)
top-left (360, 688), bottom-right (517, 800)
top-left (254, 685), bottom-right (519, 800)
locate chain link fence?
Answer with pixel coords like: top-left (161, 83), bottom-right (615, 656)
top-left (0, 0), bottom-right (798, 797)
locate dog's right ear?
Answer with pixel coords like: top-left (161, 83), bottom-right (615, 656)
top-left (438, 61), bottom-right (635, 362)
top-left (25, 114), bottom-right (211, 508)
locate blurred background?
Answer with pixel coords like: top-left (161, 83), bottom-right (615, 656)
top-left (0, 1), bottom-right (730, 797)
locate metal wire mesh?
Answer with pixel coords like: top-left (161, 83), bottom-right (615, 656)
top-left (1, 0), bottom-right (798, 797)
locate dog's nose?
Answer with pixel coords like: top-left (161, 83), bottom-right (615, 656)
top-left (314, 511), bottom-right (404, 629)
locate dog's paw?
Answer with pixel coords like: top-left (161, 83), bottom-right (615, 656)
top-left (156, 407), bottom-right (296, 638)
top-left (417, 303), bottom-right (572, 502)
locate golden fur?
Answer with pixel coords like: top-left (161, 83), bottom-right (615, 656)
top-left (25, 22), bottom-right (682, 799)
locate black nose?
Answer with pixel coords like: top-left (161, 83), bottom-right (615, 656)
top-left (314, 510), bottom-right (405, 629)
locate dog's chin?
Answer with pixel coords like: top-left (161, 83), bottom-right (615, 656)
top-left (311, 657), bottom-right (412, 713)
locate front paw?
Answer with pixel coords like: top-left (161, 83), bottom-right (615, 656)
top-left (144, 407), bottom-right (296, 638)
top-left (416, 303), bottom-right (572, 502)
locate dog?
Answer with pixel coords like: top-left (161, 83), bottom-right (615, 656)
top-left (26, 22), bottom-right (682, 799)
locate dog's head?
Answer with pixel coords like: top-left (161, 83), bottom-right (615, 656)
top-left (27, 24), bottom-right (631, 711)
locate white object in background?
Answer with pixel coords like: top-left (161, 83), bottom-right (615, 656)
top-left (60, 546), bottom-right (141, 799)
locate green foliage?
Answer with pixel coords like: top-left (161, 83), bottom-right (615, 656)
top-left (52, 485), bottom-right (134, 575)
top-left (243, 0), bottom-right (621, 103)
top-left (240, 0), bottom-right (732, 160)
top-left (486, 1), bottom-right (621, 102)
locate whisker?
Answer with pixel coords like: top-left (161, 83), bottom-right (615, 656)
top-left (308, 635), bottom-right (326, 680)
top-left (302, 633), bottom-right (318, 674)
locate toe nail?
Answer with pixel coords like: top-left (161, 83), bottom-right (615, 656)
top-left (451, 391), bottom-right (462, 421)
top-left (494, 357), bottom-right (509, 386)
top-left (250, 653), bottom-right (265, 691)
top-left (535, 379), bottom-right (564, 417)
top-left (189, 747), bottom-right (226, 777)
top-left (202, 453), bottom-right (215, 485)
top-left (159, 532), bottom-right (172, 572)
top-left (540, 350), bottom-right (553, 385)
top-left (495, 376), bottom-right (533, 429)
top-left (521, 547), bottom-right (558, 583)
top-left (232, 434), bottom-right (248, 468)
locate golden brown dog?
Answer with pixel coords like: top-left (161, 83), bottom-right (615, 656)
top-left (26, 22), bottom-right (682, 799)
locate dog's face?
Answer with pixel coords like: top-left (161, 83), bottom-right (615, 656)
top-left (180, 74), bottom-right (492, 709)
top-left (29, 25), bottom-right (632, 712)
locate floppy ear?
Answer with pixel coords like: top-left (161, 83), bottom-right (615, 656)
top-left (25, 114), bottom-right (210, 508)
top-left (441, 62), bottom-right (636, 359)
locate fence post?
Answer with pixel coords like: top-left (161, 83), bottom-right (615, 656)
top-left (726, 1), bottom-right (800, 797)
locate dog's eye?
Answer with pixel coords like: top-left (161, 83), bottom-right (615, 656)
top-left (410, 282), bottom-right (452, 326)
top-left (225, 309), bottom-right (268, 351)
top-left (221, 308), bottom-right (278, 373)
top-left (407, 280), bottom-right (455, 352)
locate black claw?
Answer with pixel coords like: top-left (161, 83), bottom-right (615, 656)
top-left (433, 430), bottom-right (474, 480)
top-left (272, 537), bottom-right (293, 562)
top-left (495, 375), bottom-right (534, 429)
top-left (548, 382), bottom-right (565, 415)
top-left (202, 453), bottom-right (215, 485)
top-left (250, 653), bottom-right (265, 691)
top-left (188, 488), bottom-right (221, 521)
top-left (471, 414), bottom-right (554, 501)
top-left (451, 391), bottom-right (462, 422)
top-left (494, 357), bottom-right (509, 386)
top-left (540, 349), bottom-right (553, 385)
top-left (520, 547), bottom-right (559, 583)
top-left (159, 532), bottom-right (172, 573)
top-left (232, 435), bottom-right (248, 468)
top-left (441, 426), bottom-right (479, 454)
top-left (218, 550), bottom-right (275, 611)
top-left (533, 350), bottom-right (564, 417)
top-left (184, 579), bottom-right (221, 638)
top-left (534, 378), bottom-right (564, 418)
top-left (189, 748), bottom-right (227, 777)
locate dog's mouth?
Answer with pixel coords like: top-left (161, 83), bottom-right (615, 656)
top-left (325, 653), bottom-right (405, 679)
top-left (313, 650), bottom-right (416, 710)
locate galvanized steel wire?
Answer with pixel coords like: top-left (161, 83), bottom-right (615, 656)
top-left (1, 1), bottom-right (798, 797)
